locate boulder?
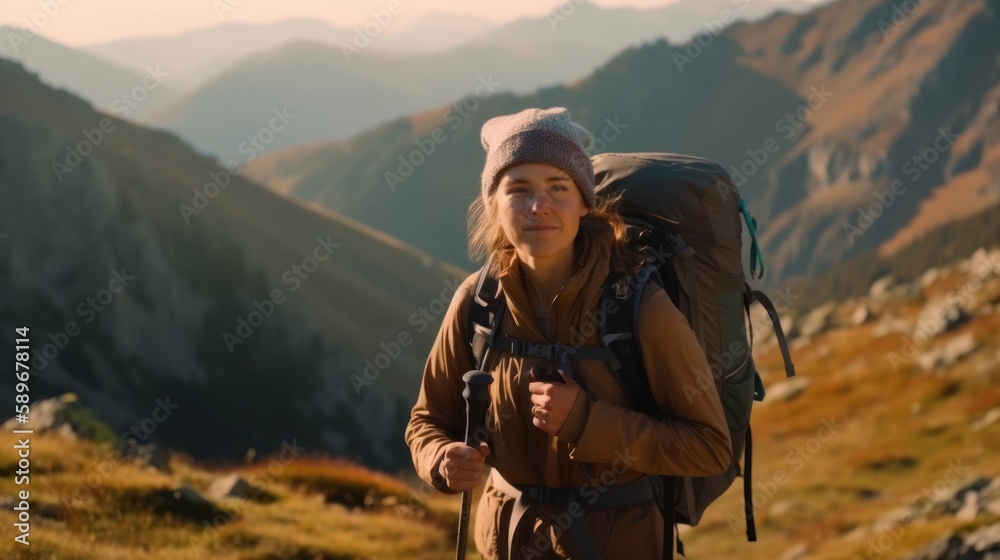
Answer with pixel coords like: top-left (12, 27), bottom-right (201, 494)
top-left (972, 407), bottom-right (1000, 432)
top-left (0, 393), bottom-right (116, 443)
top-left (851, 304), bottom-right (871, 326)
top-left (869, 275), bottom-right (897, 299)
top-left (912, 300), bottom-right (970, 340)
top-left (762, 377), bottom-right (811, 404)
top-left (799, 302), bottom-right (837, 338)
top-left (206, 474), bottom-right (276, 503)
top-left (920, 268), bottom-right (941, 289)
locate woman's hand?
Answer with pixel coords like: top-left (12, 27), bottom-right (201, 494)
top-left (438, 441), bottom-right (491, 492)
top-left (528, 368), bottom-right (582, 435)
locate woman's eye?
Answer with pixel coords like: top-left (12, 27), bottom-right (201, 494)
top-left (552, 185), bottom-right (567, 191)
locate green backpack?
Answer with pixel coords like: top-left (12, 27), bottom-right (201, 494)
top-left (466, 152), bottom-right (796, 557)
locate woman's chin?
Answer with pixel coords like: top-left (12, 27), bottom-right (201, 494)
top-left (517, 243), bottom-right (569, 260)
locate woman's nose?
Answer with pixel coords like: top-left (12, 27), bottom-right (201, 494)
top-left (529, 192), bottom-right (551, 214)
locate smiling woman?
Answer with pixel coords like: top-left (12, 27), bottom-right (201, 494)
top-left (405, 107), bottom-right (732, 560)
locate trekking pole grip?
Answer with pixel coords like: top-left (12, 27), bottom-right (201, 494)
top-left (456, 369), bottom-right (493, 560)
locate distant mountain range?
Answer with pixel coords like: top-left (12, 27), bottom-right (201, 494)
top-left (0, 57), bottom-right (466, 471)
top-left (0, 26), bottom-right (179, 119)
top-left (83, 15), bottom-right (498, 90)
top-left (135, 0), bottom-right (814, 160)
top-left (245, 0), bottom-right (1000, 284)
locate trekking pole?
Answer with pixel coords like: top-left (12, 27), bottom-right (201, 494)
top-left (456, 369), bottom-right (493, 560)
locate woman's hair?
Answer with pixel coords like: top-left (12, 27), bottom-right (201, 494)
top-left (467, 187), bottom-right (646, 278)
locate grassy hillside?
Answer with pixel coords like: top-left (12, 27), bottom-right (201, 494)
top-left (1, 246), bottom-right (997, 559)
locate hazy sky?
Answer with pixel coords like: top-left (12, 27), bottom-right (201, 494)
top-left (0, 0), bottom-right (822, 47)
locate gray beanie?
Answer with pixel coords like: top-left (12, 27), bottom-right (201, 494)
top-left (479, 107), bottom-right (596, 208)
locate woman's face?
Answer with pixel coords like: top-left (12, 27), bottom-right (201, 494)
top-left (495, 163), bottom-right (588, 261)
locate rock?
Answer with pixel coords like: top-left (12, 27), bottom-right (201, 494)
top-left (870, 275), bottom-right (897, 299)
top-left (874, 316), bottom-right (912, 337)
top-left (778, 542), bottom-right (809, 560)
top-left (964, 521), bottom-right (1000, 554)
top-left (912, 300), bottom-right (970, 340)
top-left (763, 377), bottom-right (811, 404)
top-left (904, 534), bottom-right (964, 560)
top-left (938, 478), bottom-right (992, 516)
top-left (956, 491), bottom-right (979, 521)
top-left (0, 393), bottom-right (116, 443)
top-left (852, 304), bottom-right (871, 326)
top-left (941, 332), bottom-right (978, 366)
top-left (799, 302), bottom-right (837, 338)
top-left (769, 499), bottom-right (806, 516)
top-left (920, 268), bottom-right (941, 289)
top-left (972, 407), bottom-right (1000, 432)
top-left (207, 474), bottom-right (276, 503)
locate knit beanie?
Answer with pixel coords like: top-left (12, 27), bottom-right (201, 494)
top-left (479, 107), bottom-right (596, 208)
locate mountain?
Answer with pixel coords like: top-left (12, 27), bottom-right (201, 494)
top-left (368, 11), bottom-right (497, 53)
top-left (141, 1), bottom-right (813, 161)
top-left (84, 16), bottom-right (498, 92)
top-left (471, 0), bottom-right (815, 49)
top-left (84, 18), bottom-right (355, 90)
top-left (0, 26), bottom-right (179, 119)
top-left (245, 0), bottom-right (1000, 284)
top-left (0, 58), bottom-right (468, 472)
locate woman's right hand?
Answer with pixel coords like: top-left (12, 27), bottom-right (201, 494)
top-left (438, 441), bottom-right (491, 492)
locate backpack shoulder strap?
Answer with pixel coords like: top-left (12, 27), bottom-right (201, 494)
top-left (467, 264), bottom-right (504, 371)
top-left (599, 254), bottom-right (661, 416)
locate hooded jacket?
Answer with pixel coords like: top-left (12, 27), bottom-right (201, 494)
top-left (405, 227), bottom-right (732, 559)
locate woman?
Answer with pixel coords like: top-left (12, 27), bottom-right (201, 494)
top-left (404, 107), bottom-right (731, 559)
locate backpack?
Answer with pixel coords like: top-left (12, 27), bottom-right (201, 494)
top-left (465, 152), bottom-right (796, 557)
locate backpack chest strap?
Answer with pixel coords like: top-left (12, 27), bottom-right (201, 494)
top-left (488, 336), bottom-right (616, 375)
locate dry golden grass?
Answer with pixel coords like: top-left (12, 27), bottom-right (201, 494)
top-left (0, 294), bottom-right (997, 559)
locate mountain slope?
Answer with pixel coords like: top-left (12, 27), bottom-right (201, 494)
top-left (246, 0), bottom-right (1000, 283)
top-left (0, 26), bottom-right (179, 119)
top-left (0, 58), bottom-right (466, 471)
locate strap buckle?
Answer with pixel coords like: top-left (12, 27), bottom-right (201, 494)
top-left (528, 487), bottom-right (551, 503)
top-left (613, 276), bottom-right (631, 299)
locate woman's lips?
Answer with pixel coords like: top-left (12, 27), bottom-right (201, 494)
top-left (524, 225), bottom-right (558, 231)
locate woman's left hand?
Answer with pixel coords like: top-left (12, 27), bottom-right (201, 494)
top-left (528, 368), bottom-right (582, 435)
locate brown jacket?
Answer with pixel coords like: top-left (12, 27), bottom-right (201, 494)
top-left (405, 230), bottom-right (731, 559)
